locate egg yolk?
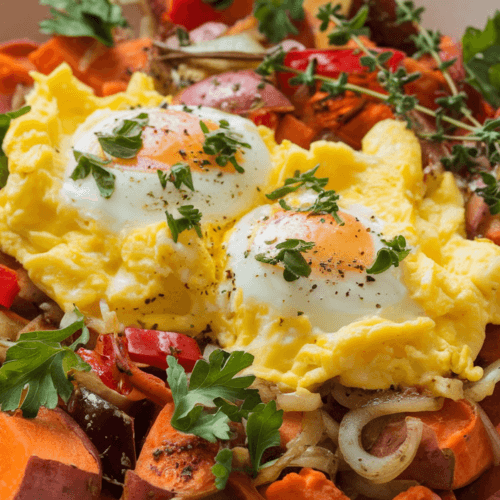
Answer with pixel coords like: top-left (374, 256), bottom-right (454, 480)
top-left (262, 210), bottom-right (375, 279)
top-left (111, 110), bottom-right (241, 173)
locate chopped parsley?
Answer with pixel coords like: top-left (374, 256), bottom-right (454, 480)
top-left (255, 239), bottom-right (315, 282)
top-left (158, 162), bottom-right (194, 191)
top-left (96, 113), bottom-right (149, 159)
top-left (0, 308), bottom-right (91, 418)
top-left (200, 120), bottom-right (250, 173)
top-left (166, 205), bottom-right (203, 242)
top-left (212, 448), bottom-right (233, 490)
top-left (71, 151), bottom-right (116, 199)
top-left (39, 0), bottom-right (128, 47)
top-left (253, 0), bottom-right (305, 44)
top-left (366, 235), bottom-right (410, 274)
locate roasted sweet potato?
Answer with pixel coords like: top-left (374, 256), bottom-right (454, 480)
top-left (0, 407), bottom-right (101, 499)
top-left (122, 401), bottom-right (218, 499)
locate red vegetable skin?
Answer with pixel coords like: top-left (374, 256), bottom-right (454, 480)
top-left (277, 48), bottom-right (406, 97)
top-left (0, 264), bottom-right (20, 308)
top-left (124, 327), bottom-right (202, 371)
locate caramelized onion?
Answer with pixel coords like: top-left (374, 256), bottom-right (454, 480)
top-left (341, 471), bottom-right (419, 500)
top-left (472, 399), bottom-right (500, 466)
top-left (338, 395), bottom-right (442, 484)
top-left (287, 446), bottom-right (338, 479)
top-left (465, 359), bottom-right (500, 402)
top-left (332, 383), bottom-right (395, 410)
top-left (277, 389), bottom-right (323, 412)
top-left (321, 410), bottom-right (340, 445)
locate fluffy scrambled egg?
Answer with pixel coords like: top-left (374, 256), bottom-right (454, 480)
top-left (1, 65), bottom-right (500, 399)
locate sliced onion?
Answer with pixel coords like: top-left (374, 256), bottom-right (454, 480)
top-left (471, 399), bottom-right (500, 466)
top-left (341, 471), bottom-right (419, 500)
top-left (321, 410), bottom-right (340, 445)
top-left (254, 410), bottom-right (325, 486)
top-left (465, 359), bottom-right (500, 402)
top-left (277, 389), bottom-right (322, 412)
top-left (338, 395), bottom-right (442, 484)
top-left (287, 446), bottom-right (338, 479)
top-left (332, 383), bottom-right (393, 410)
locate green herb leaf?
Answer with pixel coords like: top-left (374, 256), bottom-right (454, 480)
top-left (322, 3), bottom-right (370, 46)
top-left (39, 0), bottom-right (128, 47)
top-left (366, 235), bottom-right (410, 274)
top-left (166, 205), bottom-right (203, 243)
top-left (255, 46), bottom-right (286, 77)
top-left (0, 106), bottom-right (31, 188)
top-left (253, 0), bottom-right (305, 44)
top-left (395, 1), bottom-right (425, 25)
top-left (289, 58), bottom-right (317, 88)
top-left (158, 162), bottom-right (194, 191)
top-left (279, 190), bottom-right (344, 225)
top-left (202, 0), bottom-right (235, 9)
top-left (71, 151), bottom-right (116, 198)
top-left (200, 120), bottom-right (250, 173)
top-left (212, 449), bottom-right (233, 490)
top-left (97, 113), bottom-right (149, 159)
top-left (476, 171), bottom-right (500, 215)
top-left (176, 27), bottom-right (191, 47)
top-left (266, 165), bottom-right (328, 200)
top-left (462, 11), bottom-right (500, 107)
top-left (246, 400), bottom-right (283, 475)
top-left (0, 308), bottom-right (91, 418)
top-left (440, 144), bottom-right (478, 172)
top-left (320, 72), bottom-right (349, 97)
top-left (255, 239), bottom-right (315, 282)
top-left (166, 350), bottom-right (259, 443)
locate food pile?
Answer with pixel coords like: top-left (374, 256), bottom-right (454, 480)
top-left (1, 1), bottom-right (500, 499)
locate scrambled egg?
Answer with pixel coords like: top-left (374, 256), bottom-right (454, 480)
top-left (1, 65), bottom-right (500, 399)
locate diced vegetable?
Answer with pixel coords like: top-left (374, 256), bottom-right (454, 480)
top-left (0, 264), bottom-right (20, 308)
top-left (124, 326), bottom-right (202, 371)
top-left (392, 485), bottom-right (441, 500)
top-left (0, 407), bottom-right (101, 499)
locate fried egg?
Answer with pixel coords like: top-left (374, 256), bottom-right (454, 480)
top-left (62, 105), bottom-right (271, 233)
top-left (221, 192), bottom-right (422, 332)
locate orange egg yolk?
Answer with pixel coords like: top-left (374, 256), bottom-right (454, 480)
top-left (112, 110), bottom-right (241, 173)
top-left (264, 210), bottom-right (375, 279)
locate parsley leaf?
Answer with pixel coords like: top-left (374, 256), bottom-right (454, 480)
top-left (266, 165), bottom-right (328, 200)
top-left (0, 106), bottom-right (31, 189)
top-left (166, 350), bottom-right (259, 443)
top-left (71, 151), bottom-right (116, 198)
top-left (97, 113), bottom-right (149, 159)
top-left (246, 400), bottom-right (283, 475)
top-left (476, 171), bottom-right (500, 215)
top-left (255, 239), bottom-right (315, 282)
top-left (462, 11), bottom-right (500, 107)
top-left (200, 120), bottom-right (250, 173)
top-left (253, 0), bottom-right (304, 44)
top-left (0, 308), bottom-right (91, 418)
top-left (158, 162), bottom-right (194, 191)
top-left (279, 190), bottom-right (344, 225)
top-left (212, 449), bottom-right (233, 490)
top-left (165, 205), bottom-right (203, 243)
top-left (366, 235), bottom-right (410, 274)
top-left (39, 0), bottom-right (128, 47)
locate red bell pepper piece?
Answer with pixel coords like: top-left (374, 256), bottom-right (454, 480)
top-left (0, 264), bottom-right (20, 308)
top-left (277, 48), bottom-right (406, 97)
top-left (124, 327), bottom-right (202, 372)
top-left (77, 334), bottom-right (133, 395)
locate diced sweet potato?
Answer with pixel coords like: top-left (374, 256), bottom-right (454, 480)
top-left (0, 407), bottom-right (101, 499)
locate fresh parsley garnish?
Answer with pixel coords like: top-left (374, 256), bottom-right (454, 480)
top-left (476, 171), bottom-right (500, 215)
top-left (96, 113), bottom-right (149, 159)
top-left (0, 308), bottom-right (91, 418)
top-left (279, 190), bottom-right (344, 226)
top-left (366, 235), bottom-right (410, 274)
top-left (166, 350), bottom-right (259, 442)
top-left (39, 0), bottom-right (128, 47)
top-left (166, 205), bottom-right (203, 243)
top-left (71, 150), bottom-right (116, 198)
top-left (462, 11), bottom-right (500, 107)
top-left (158, 162), bottom-right (194, 191)
top-left (212, 448), bottom-right (233, 490)
top-left (255, 239), bottom-right (315, 282)
top-left (200, 120), bottom-right (250, 173)
top-left (253, 0), bottom-right (305, 44)
top-left (247, 400), bottom-right (283, 475)
top-left (0, 106), bottom-right (31, 189)
top-left (71, 151), bottom-right (116, 199)
top-left (266, 165), bottom-right (328, 200)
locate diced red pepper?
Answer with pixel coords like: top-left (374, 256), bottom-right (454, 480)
top-left (277, 48), bottom-right (406, 97)
top-left (124, 327), bottom-right (202, 372)
top-left (0, 264), bottom-right (20, 308)
top-left (77, 334), bottom-right (133, 395)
